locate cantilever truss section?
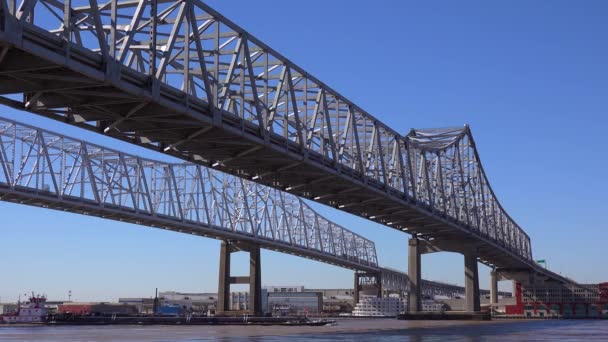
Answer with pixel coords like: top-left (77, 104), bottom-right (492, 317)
top-left (0, 117), bottom-right (378, 270)
top-left (0, 0), bottom-right (532, 265)
top-left (407, 127), bottom-right (531, 260)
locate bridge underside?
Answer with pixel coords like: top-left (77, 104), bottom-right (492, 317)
top-left (0, 44), bottom-right (529, 272)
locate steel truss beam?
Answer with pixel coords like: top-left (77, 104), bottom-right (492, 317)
top-left (0, 116), bottom-right (378, 271)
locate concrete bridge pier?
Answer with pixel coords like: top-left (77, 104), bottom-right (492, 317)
top-left (407, 238), bottom-right (482, 313)
top-left (354, 272), bottom-right (360, 306)
top-left (464, 250), bottom-right (480, 312)
top-left (408, 237), bottom-right (422, 312)
top-left (217, 240), bottom-right (262, 316)
top-left (490, 269), bottom-right (499, 306)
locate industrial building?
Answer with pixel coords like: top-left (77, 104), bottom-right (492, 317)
top-left (307, 288), bottom-right (356, 313)
top-left (117, 298), bottom-right (157, 315)
top-left (160, 291), bottom-right (217, 313)
top-left (501, 282), bottom-right (608, 318)
top-left (119, 292), bottom-right (218, 315)
top-left (267, 292), bottom-right (323, 316)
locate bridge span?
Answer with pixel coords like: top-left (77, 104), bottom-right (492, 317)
top-left (0, 0), bottom-right (572, 313)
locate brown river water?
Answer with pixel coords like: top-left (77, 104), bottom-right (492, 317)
top-left (1, 319), bottom-right (607, 341)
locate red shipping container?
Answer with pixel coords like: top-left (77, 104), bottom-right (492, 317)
top-left (57, 303), bottom-right (92, 315)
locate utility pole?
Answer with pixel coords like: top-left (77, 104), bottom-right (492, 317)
top-left (153, 288), bottom-right (159, 316)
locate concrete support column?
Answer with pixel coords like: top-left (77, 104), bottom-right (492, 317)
top-left (353, 272), bottom-right (360, 306)
top-left (464, 250), bottom-right (480, 312)
top-left (490, 269), bottom-right (498, 306)
top-left (217, 241), bottom-right (231, 314)
top-left (376, 273), bottom-right (383, 298)
top-left (249, 245), bottom-right (262, 316)
top-left (408, 238), bottom-right (421, 312)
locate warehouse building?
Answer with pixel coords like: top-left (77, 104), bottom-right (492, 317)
top-left (267, 291), bottom-right (323, 316)
top-left (307, 288), bottom-right (356, 313)
top-left (118, 298), bottom-right (156, 314)
top-left (502, 282), bottom-right (608, 318)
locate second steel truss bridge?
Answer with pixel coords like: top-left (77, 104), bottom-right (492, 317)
top-left (0, 116), bottom-right (378, 271)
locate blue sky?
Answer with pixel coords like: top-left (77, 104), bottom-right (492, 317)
top-left (1, 0), bottom-right (607, 302)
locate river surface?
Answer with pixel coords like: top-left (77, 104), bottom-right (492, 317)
top-left (1, 319), bottom-right (607, 341)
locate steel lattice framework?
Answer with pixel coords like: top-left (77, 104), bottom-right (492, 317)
top-left (407, 127), bottom-right (530, 257)
top-left (0, 0), bottom-right (565, 279)
top-left (0, 116), bottom-right (378, 271)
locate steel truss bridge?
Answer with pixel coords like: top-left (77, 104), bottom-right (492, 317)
top-left (0, 115), bottom-right (498, 299)
top-left (0, 0), bottom-right (571, 299)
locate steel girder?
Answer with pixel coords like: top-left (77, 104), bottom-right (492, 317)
top-left (0, 116), bottom-right (378, 271)
top-left (0, 0), bottom-right (558, 276)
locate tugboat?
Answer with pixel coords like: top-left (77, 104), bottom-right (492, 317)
top-left (2, 293), bottom-right (47, 324)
